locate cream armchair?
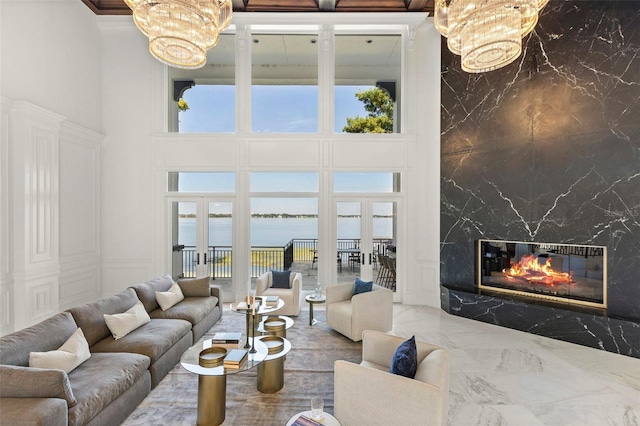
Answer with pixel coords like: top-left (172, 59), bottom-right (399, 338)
top-left (334, 330), bottom-right (450, 426)
top-left (255, 271), bottom-right (302, 316)
top-left (325, 282), bottom-right (393, 342)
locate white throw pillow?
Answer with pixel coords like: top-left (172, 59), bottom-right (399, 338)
top-left (29, 327), bottom-right (91, 373)
top-left (155, 282), bottom-right (185, 311)
top-left (103, 301), bottom-right (151, 340)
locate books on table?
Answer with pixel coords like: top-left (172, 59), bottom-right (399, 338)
top-left (211, 332), bottom-right (242, 349)
top-left (265, 295), bottom-right (279, 307)
top-left (235, 297), bottom-right (262, 312)
top-left (223, 349), bottom-right (248, 369)
top-left (211, 332), bottom-right (241, 343)
top-left (291, 414), bottom-right (323, 426)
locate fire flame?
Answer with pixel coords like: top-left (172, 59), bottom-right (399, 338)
top-left (503, 254), bottom-right (573, 285)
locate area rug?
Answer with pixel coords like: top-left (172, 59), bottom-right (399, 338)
top-left (122, 308), bottom-right (362, 425)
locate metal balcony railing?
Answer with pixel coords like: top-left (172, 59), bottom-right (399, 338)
top-left (179, 238), bottom-right (389, 279)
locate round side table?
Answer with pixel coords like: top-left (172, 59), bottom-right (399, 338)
top-left (305, 295), bottom-right (325, 326)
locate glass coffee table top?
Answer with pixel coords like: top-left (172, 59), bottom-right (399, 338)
top-left (180, 337), bottom-right (268, 376)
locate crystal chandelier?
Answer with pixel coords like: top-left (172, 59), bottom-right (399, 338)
top-left (124, 0), bottom-right (232, 69)
top-left (434, 0), bottom-right (548, 73)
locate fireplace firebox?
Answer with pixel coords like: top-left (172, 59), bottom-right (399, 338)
top-left (476, 240), bottom-right (607, 309)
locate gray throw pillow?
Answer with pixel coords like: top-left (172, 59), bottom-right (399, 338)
top-left (270, 271), bottom-right (291, 289)
top-left (177, 276), bottom-right (211, 297)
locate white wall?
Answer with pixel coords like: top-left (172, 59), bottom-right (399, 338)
top-left (0, 0), bottom-right (103, 333)
top-left (0, 0), bottom-right (102, 131)
top-left (99, 18), bottom-right (167, 295)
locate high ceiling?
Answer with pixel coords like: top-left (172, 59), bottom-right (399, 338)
top-left (81, 0), bottom-right (434, 16)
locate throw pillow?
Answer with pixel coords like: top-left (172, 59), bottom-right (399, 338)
top-left (271, 270), bottom-right (292, 289)
top-left (103, 301), bottom-right (151, 340)
top-left (389, 336), bottom-right (418, 378)
top-left (177, 276), bottom-right (211, 297)
top-left (352, 278), bottom-right (373, 296)
top-left (29, 328), bottom-right (91, 374)
top-left (156, 281), bottom-right (185, 310)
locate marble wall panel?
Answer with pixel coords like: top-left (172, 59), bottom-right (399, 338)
top-left (440, 0), bottom-right (640, 331)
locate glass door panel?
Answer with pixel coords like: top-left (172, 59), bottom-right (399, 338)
top-left (372, 201), bottom-right (397, 293)
top-left (335, 199), bottom-right (399, 293)
top-left (336, 202), bottom-right (364, 284)
top-left (207, 201), bottom-right (233, 284)
top-left (171, 199), bottom-right (234, 300)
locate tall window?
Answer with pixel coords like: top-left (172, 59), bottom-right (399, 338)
top-left (172, 34), bottom-right (236, 133)
top-left (335, 34), bottom-right (401, 133)
top-left (251, 34), bottom-right (318, 133)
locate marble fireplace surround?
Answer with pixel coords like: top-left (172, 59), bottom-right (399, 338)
top-left (439, 1), bottom-right (640, 359)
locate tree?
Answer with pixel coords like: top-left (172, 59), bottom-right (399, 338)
top-left (178, 98), bottom-right (189, 112)
top-left (342, 87), bottom-right (394, 133)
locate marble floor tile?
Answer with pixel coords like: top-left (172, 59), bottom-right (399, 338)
top-left (392, 305), bottom-right (640, 426)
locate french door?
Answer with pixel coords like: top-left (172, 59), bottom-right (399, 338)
top-left (169, 197), bottom-right (234, 300)
top-left (335, 197), bottom-right (400, 298)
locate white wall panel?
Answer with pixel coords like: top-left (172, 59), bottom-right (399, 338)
top-left (332, 139), bottom-right (407, 168)
top-left (58, 121), bottom-right (103, 310)
top-left (159, 137), bottom-right (240, 169)
top-left (59, 266), bottom-right (101, 310)
top-left (103, 263), bottom-right (152, 297)
top-left (248, 140), bottom-right (321, 168)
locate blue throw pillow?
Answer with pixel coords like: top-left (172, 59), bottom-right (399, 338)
top-left (352, 278), bottom-right (373, 297)
top-left (389, 336), bottom-right (418, 378)
top-left (271, 270), bottom-right (291, 289)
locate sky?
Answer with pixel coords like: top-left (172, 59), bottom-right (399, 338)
top-left (179, 85), bottom-right (373, 133)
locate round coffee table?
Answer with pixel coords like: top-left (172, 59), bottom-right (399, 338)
top-left (286, 410), bottom-right (341, 426)
top-left (305, 295), bottom-right (325, 326)
top-left (180, 338), bottom-right (268, 426)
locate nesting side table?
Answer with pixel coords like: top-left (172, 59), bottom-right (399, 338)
top-left (305, 294), bottom-right (325, 326)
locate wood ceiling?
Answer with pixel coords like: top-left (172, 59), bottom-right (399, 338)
top-left (81, 0), bottom-right (434, 16)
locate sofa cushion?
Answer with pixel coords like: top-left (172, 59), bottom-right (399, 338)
top-left (0, 365), bottom-right (77, 406)
top-left (29, 328), bottom-right (91, 373)
top-left (67, 289), bottom-right (139, 347)
top-left (104, 301), bottom-right (151, 340)
top-left (177, 276), bottom-right (211, 297)
top-left (390, 336), bottom-right (418, 379)
top-left (149, 296), bottom-right (220, 326)
top-left (271, 270), bottom-right (291, 289)
top-left (131, 275), bottom-right (175, 313)
top-left (156, 282), bottom-right (185, 311)
top-left (353, 278), bottom-right (373, 297)
top-left (0, 397), bottom-right (68, 426)
top-left (67, 352), bottom-right (150, 426)
top-left (90, 318), bottom-right (191, 364)
top-left (0, 312), bottom-right (78, 366)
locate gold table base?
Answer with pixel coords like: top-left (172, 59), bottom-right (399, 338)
top-left (257, 357), bottom-right (285, 393)
top-left (197, 374), bottom-right (226, 426)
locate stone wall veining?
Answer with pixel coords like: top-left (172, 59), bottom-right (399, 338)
top-left (440, 1), bottom-right (640, 322)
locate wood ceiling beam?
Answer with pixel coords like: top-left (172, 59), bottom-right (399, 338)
top-left (318, 0), bottom-right (337, 11)
top-left (406, 0), bottom-right (431, 11)
top-left (81, 0), bottom-right (433, 15)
